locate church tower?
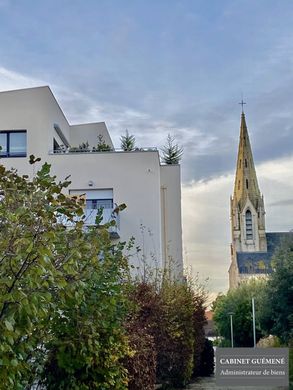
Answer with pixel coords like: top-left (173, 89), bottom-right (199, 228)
top-left (229, 108), bottom-right (293, 289)
top-left (229, 110), bottom-right (267, 287)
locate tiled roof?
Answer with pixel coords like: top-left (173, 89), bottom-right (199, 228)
top-left (236, 232), bottom-right (293, 274)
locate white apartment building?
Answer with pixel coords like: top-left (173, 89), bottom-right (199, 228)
top-left (0, 86), bottom-right (183, 278)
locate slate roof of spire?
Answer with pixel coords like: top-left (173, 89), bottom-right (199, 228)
top-left (232, 112), bottom-right (262, 211)
top-left (236, 232), bottom-right (293, 274)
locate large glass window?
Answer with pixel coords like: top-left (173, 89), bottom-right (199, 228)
top-left (70, 189), bottom-right (114, 210)
top-left (0, 131), bottom-right (27, 157)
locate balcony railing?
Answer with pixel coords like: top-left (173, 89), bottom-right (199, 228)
top-left (49, 147), bottom-right (157, 155)
top-left (60, 208), bottom-right (120, 239)
top-left (83, 208), bottom-right (120, 239)
top-left (83, 208), bottom-right (120, 238)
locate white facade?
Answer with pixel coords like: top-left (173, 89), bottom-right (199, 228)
top-left (0, 86), bottom-right (183, 279)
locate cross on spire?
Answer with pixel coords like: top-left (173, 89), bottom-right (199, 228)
top-left (239, 99), bottom-right (246, 113)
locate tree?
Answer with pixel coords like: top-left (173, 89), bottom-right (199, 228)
top-left (161, 134), bottom-right (183, 165)
top-left (258, 237), bottom-right (293, 344)
top-left (213, 279), bottom-right (266, 347)
top-left (0, 159), bottom-right (130, 389)
top-left (120, 130), bottom-right (136, 151)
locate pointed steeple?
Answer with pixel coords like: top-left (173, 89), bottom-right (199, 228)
top-left (233, 112), bottom-right (261, 211)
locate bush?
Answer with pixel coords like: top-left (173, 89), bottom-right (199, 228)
top-left (123, 283), bottom-right (159, 390)
top-left (124, 326), bottom-right (156, 390)
top-left (124, 278), bottom-right (207, 389)
top-left (156, 280), bottom-right (195, 388)
top-left (199, 339), bottom-right (214, 376)
top-left (192, 293), bottom-right (206, 377)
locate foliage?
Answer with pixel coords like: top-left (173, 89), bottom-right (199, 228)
top-left (41, 239), bottom-right (130, 390)
top-left (0, 159), bottom-right (130, 389)
top-left (123, 277), bottom-right (207, 389)
top-left (0, 158), bottom-right (210, 389)
top-left (192, 291), bottom-right (206, 378)
top-left (155, 278), bottom-right (197, 388)
top-left (213, 279), bottom-right (266, 347)
top-left (79, 141), bottom-right (90, 151)
top-left (93, 134), bottom-right (112, 152)
top-left (120, 130), bottom-right (136, 151)
top-left (69, 141), bottom-right (90, 152)
top-left (161, 134), bottom-right (183, 165)
top-left (258, 237), bottom-right (293, 344)
top-left (199, 339), bottom-right (214, 377)
top-left (124, 283), bottom-right (158, 390)
top-left (257, 335), bottom-right (281, 348)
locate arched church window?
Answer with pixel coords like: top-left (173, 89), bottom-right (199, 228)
top-left (239, 159), bottom-right (242, 168)
top-left (245, 209), bottom-right (253, 240)
top-left (238, 180), bottom-right (240, 190)
top-left (245, 159), bottom-right (248, 168)
top-left (246, 179), bottom-right (249, 189)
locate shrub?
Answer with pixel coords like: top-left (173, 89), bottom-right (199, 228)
top-left (199, 339), bottom-right (214, 376)
top-left (123, 282), bottom-right (160, 390)
top-left (192, 293), bottom-right (206, 377)
top-left (156, 280), bottom-right (195, 388)
top-left (124, 326), bottom-right (156, 390)
top-left (93, 134), bottom-right (112, 151)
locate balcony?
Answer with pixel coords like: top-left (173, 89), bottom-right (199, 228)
top-left (83, 208), bottom-right (120, 239)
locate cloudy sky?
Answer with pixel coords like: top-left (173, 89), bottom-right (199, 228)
top-left (0, 0), bottom-right (293, 295)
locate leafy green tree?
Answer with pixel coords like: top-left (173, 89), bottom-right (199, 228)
top-left (0, 159), bottom-right (130, 389)
top-left (213, 279), bottom-right (266, 347)
top-left (161, 134), bottom-right (183, 165)
top-left (120, 130), bottom-right (136, 151)
top-left (258, 237), bottom-right (293, 344)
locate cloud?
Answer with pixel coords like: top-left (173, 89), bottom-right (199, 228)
top-left (0, 67), bottom-right (45, 90)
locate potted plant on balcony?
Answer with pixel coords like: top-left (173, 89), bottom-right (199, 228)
top-left (78, 141), bottom-right (90, 152)
top-left (93, 134), bottom-right (113, 152)
top-left (120, 130), bottom-right (136, 151)
top-left (69, 141), bottom-right (90, 153)
top-left (161, 134), bottom-right (183, 164)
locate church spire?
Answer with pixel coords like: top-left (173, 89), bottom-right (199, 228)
top-left (233, 112), bottom-right (262, 211)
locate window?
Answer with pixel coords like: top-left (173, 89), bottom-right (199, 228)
top-left (245, 159), bottom-right (248, 168)
top-left (246, 179), bottom-right (249, 189)
top-left (245, 209), bottom-right (253, 240)
top-left (0, 131), bottom-right (27, 157)
top-left (70, 189), bottom-right (113, 210)
top-left (86, 199), bottom-right (113, 209)
top-left (239, 159), bottom-right (242, 168)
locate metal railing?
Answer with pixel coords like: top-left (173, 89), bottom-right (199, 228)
top-left (83, 208), bottom-right (120, 230)
top-left (49, 147), bottom-right (157, 155)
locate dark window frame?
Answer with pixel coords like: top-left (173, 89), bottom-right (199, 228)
top-left (0, 130), bottom-right (27, 158)
top-left (245, 209), bottom-right (253, 240)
